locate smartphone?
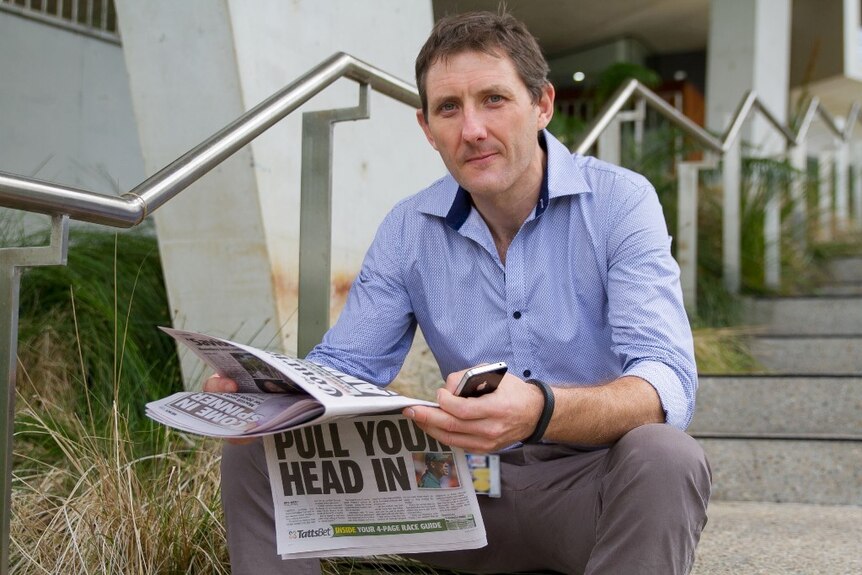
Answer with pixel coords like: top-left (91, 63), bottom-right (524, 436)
top-left (454, 362), bottom-right (508, 397)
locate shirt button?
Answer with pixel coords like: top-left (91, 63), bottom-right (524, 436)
top-left (513, 311), bottom-right (522, 319)
top-left (523, 369), bottom-right (532, 378)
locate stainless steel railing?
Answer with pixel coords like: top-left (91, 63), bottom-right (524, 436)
top-left (574, 78), bottom-right (862, 307)
top-left (0, 51), bottom-right (419, 575)
top-left (0, 52), bottom-right (418, 226)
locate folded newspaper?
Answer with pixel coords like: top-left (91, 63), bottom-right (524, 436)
top-left (266, 414), bottom-right (487, 557)
top-left (146, 328), bottom-right (488, 557)
top-left (146, 327), bottom-right (438, 438)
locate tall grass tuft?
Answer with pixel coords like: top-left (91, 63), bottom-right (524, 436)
top-left (7, 224), bottom-right (454, 573)
top-left (15, 227), bottom-right (182, 436)
top-left (12, 388), bottom-right (229, 573)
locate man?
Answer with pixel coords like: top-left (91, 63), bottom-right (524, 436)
top-left (418, 453), bottom-right (451, 488)
top-left (211, 10), bottom-right (711, 575)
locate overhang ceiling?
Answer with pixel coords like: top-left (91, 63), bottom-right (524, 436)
top-left (432, 0), bottom-right (711, 57)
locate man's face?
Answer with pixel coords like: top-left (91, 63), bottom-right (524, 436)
top-left (417, 50), bottom-right (554, 204)
top-left (431, 460), bottom-right (450, 477)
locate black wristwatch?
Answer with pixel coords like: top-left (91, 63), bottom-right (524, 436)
top-left (523, 378), bottom-right (555, 444)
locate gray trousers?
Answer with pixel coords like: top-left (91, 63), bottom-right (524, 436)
top-left (221, 423), bottom-right (711, 575)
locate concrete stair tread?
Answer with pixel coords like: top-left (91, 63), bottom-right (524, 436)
top-left (695, 437), bottom-right (862, 505)
top-left (693, 252), bottom-right (862, 506)
top-left (692, 501), bottom-right (862, 574)
top-left (813, 282), bottom-right (862, 296)
top-left (691, 375), bottom-right (862, 437)
top-left (742, 296), bottom-right (862, 335)
top-left (747, 336), bottom-right (862, 374)
top-left (825, 256), bottom-right (862, 284)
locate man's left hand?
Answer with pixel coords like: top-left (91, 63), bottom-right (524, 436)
top-left (403, 369), bottom-right (544, 452)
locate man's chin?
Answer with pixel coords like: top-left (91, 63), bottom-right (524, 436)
top-left (455, 175), bottom-right (504, 197)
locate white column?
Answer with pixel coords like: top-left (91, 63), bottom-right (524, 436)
top-left (706, 0), bottom-right (791, 155)
top-left (115, 1), bottom-right (438, 382)
top-left (707, 0), bottom-right (791, 292)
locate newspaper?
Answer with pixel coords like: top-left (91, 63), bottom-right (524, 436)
top-left (265, 414), bottom-right (487, 557)
top-left (146, 328), bottom-right (488, 557)
top-left (145, 328), bottom-right (437, 438)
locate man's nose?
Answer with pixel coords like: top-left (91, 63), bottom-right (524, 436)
top-left (461, 108), bottom-right (487, 142)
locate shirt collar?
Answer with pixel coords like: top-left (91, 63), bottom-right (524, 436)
top-left (417, 129), bottom-right (592, 230)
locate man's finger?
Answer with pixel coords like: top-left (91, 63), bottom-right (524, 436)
top-left (203, 374), bottom-right (239, 393)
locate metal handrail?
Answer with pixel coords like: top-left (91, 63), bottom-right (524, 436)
top-left (574, 78), bottom-right (862, 156)
top-left (572, 77), bottom-right (862, 303)
top-left (0, 52), bottom-right (419, 227)
top-left (0, 52), bottom-right (420, 574)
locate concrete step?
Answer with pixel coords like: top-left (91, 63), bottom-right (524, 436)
top-left (748, 336), bottom-right (862, 374)
top-left (696, 438), bottom-right (862, 505)
top-left (691, 376), bottom-right (861, 505)
top-left (825, 255), bottom-right (862, 283)
top-left (743, 296), bottom-right (862, 335)
top-left (813, 282), bottom-right (862, 296)
top-left (690, 375), bottom-right (862, 438)
top-left (692, 501), bottom-right (862, 574)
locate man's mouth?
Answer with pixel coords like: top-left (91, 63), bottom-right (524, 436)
top-left (464, 152), bottom-right (497, 164)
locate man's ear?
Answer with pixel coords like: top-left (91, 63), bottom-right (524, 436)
top-left (536, 83), bottom-right (555, 131)
top-left (416, 109), bottom-right (439, 151)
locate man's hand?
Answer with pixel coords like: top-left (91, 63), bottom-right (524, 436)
top-left (204, 373), bottom-right (238, 393)
top-left (203, 374), bottom-right (257, 445)
top-left (403, 369), bottom-right (544, 453)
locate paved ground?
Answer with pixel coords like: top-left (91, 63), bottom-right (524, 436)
top-left (692, 501), bottom-right (862, 574)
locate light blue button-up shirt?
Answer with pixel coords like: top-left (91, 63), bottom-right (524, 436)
top-left (308, 130), bottom-right (697, 430)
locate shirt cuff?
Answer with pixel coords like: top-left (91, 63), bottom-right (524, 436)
top-left (623, 360), bottom-right (692, 430)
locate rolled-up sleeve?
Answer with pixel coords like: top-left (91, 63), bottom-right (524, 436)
top-left (605, 182), bottom-right (698, 429)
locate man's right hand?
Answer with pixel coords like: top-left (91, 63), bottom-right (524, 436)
top-left (204, 373), bottom-right (239, 393)
top-left (203, 374), bottom-right (257, 445)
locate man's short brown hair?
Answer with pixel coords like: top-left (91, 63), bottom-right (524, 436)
top-left (415, 11), bottom-right (550, 117)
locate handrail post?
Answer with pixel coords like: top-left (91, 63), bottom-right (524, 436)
top-left (854, 142), bottom-right (862, 230)
top-left (788, 142), bottom-right (808, 252)
top-left (0, 216), bottom-right (69, 575)
top-left (297, 85), bottom-right (370, 357)
top-left (835, 140), bottom-right (850, 232)
top-left (677, 156), bottom-right (717, 315)
top-left (597, 116), bottom-right (622, 166)
top-left (818, 150), bottom-right (834, 242)
top-left (764, 165), bottom-right (781, 291)
top-left (633, 97), bottom-right (646, 161)
top-left (677, 162), bottom-right (699, 314)
top-left (722, 137), bottom-right (742, 293)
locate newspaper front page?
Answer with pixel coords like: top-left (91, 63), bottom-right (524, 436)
top-left (145, 328), bottom-right (435, 438)
top-left (265, 414), bottom-right (486, 558)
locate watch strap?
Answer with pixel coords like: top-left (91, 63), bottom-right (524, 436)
top-left (523, 378), bottom-right (555, 444)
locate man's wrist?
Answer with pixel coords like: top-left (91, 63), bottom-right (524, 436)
top-left (523, 379), bottom-right (555, 444)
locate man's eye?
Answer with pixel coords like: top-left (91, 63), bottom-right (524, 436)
top-left (487, 95), bottom-right (504, 104)
top-left (439, 102), bottom-right (457, 113)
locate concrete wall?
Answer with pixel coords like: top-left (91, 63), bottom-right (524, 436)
top-left (0, 11), bottom-right (144, 234)
top-left (226, 0), bottom-right (442, 324)
top-left (115, 0), bottom-right (441, 380)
